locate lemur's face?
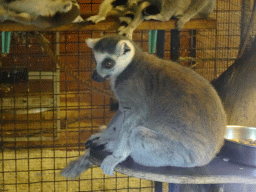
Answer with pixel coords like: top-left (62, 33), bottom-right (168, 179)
top-left (85, 37), bottom-right (135, 82)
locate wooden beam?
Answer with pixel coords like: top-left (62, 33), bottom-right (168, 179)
top-left (0, 12), bottom-right (217, 32)
top-left (90, 149), bottom-right (256, 184)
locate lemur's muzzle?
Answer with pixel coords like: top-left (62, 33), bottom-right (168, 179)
top-left (91, 70), bottom-right (105, 82)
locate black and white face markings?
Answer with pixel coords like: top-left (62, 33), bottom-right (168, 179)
top-left (85, 36), bottom-right (135, 83)
top-left (91, 57), bottom-right (116, 82)
top-left (102, 58), bottom-right (116, 69)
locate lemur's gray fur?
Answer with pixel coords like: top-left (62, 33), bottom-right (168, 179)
top-left (86, 0), bottom-right (215, 39)
top-left (0, 0), bottom-right (83, 28)
top-left (61, 35), bottom-right (226, 177)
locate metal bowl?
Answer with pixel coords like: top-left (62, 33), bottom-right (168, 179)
top-left (219, 125), bottom-right (256, 167)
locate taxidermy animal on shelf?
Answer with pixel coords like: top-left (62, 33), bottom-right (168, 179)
top-left (0, 0), bottom-right (83, 28)
top-left (86, 0), bottom-right (216, 38)
top-left (61, 34), bottom-right (226, 177)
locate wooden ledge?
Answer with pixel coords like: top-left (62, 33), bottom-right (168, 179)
top-left (89, 149), bottom-right (256, 184)
top-left (0, 12), bottom-right (216, 32)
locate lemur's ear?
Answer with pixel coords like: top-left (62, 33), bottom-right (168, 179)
top-left (115, 40), bottom-right (131, 57)
top-left (85, 38), bottom-right (101, 48)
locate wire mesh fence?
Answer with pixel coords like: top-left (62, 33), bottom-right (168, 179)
top-left (0, 0), bottom-right (255, 191)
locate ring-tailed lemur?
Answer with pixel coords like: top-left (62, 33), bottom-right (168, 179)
top-left (0, 0), bottom-right (83, 28)
top-left (86, 0), bottom-right (215, 39)
top-left (61, 34), bottom-right (226, 177)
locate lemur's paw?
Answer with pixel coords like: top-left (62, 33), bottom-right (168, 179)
top-left (100, 155), bottom-right (119, 176)
top-left (117, 25), bottom-right (127, 33)
top-left (86, 15), bottom-right (105, 24)
top-left (84, 132), bottom-right (111, 151)
top-left (176, 17), bottom-right (190, 30)
top-left (144, 15), bottom-right (157, 20)
top-left (144, 14), bottom-right (168, 21)
top-left (100, 147), bottom-right (131, 175)
top-left (61, 154), bottom-right (93, 179)
top-left (174, 13), bottom-right (184, 19)
top-left (84, 133), bottom-right (103, 149)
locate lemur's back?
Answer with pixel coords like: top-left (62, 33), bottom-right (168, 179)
top-left (115, 52), bottom-right (226, 163)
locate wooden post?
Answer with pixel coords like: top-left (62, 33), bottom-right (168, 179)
top-left (0, 13), bottom-right (216, 32)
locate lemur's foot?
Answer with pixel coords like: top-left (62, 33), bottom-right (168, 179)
top-left (100, 155), bottom-right (118, 176)
top-left (118, 25), bottom-right (126, 32)
top-left (176, 16), bottom-right (190, 30)
top-left (86, 15), bottom-right (106, 24)
top-left (144, 14), bottom-right (169, 21)
top-left (100, 154), bottom-right (128, 176)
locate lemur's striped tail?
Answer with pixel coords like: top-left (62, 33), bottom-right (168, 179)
top-left (118, 10), bottom-right (135, 32)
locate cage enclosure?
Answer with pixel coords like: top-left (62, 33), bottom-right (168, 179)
top-left (1, 0), bottom-right (256, 191)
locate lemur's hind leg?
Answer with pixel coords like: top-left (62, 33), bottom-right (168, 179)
top-left (144, 1), bottom-right (178, 22)
top-left (7, 12), bottom-right (33, 25)
top-left (0, 8), bottom-right (33, 24)
top-left (196, 0), bottom-right (215, 18)
top-left (86, 0), bottom-right (115, 24)
top-left (129, 126), bottom-right (202, 167)
top-left (176, 0), bottom-right (212, 29)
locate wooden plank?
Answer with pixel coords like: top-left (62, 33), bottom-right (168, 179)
top-left (89, 150), bottom-right (256, 184)
top-left (0, 12), bottom-right (216, 32)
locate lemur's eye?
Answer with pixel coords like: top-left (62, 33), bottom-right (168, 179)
top-left (105, 61), bottom-right (112, 68)
top-left (102, 58), bottom-right (115, 69)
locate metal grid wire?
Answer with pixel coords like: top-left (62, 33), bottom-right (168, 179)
top-left (0, 0), bottom-right (255, 191)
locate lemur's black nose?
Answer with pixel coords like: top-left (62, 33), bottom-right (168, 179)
top-left (91, 70), bottom-right (105, 82)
